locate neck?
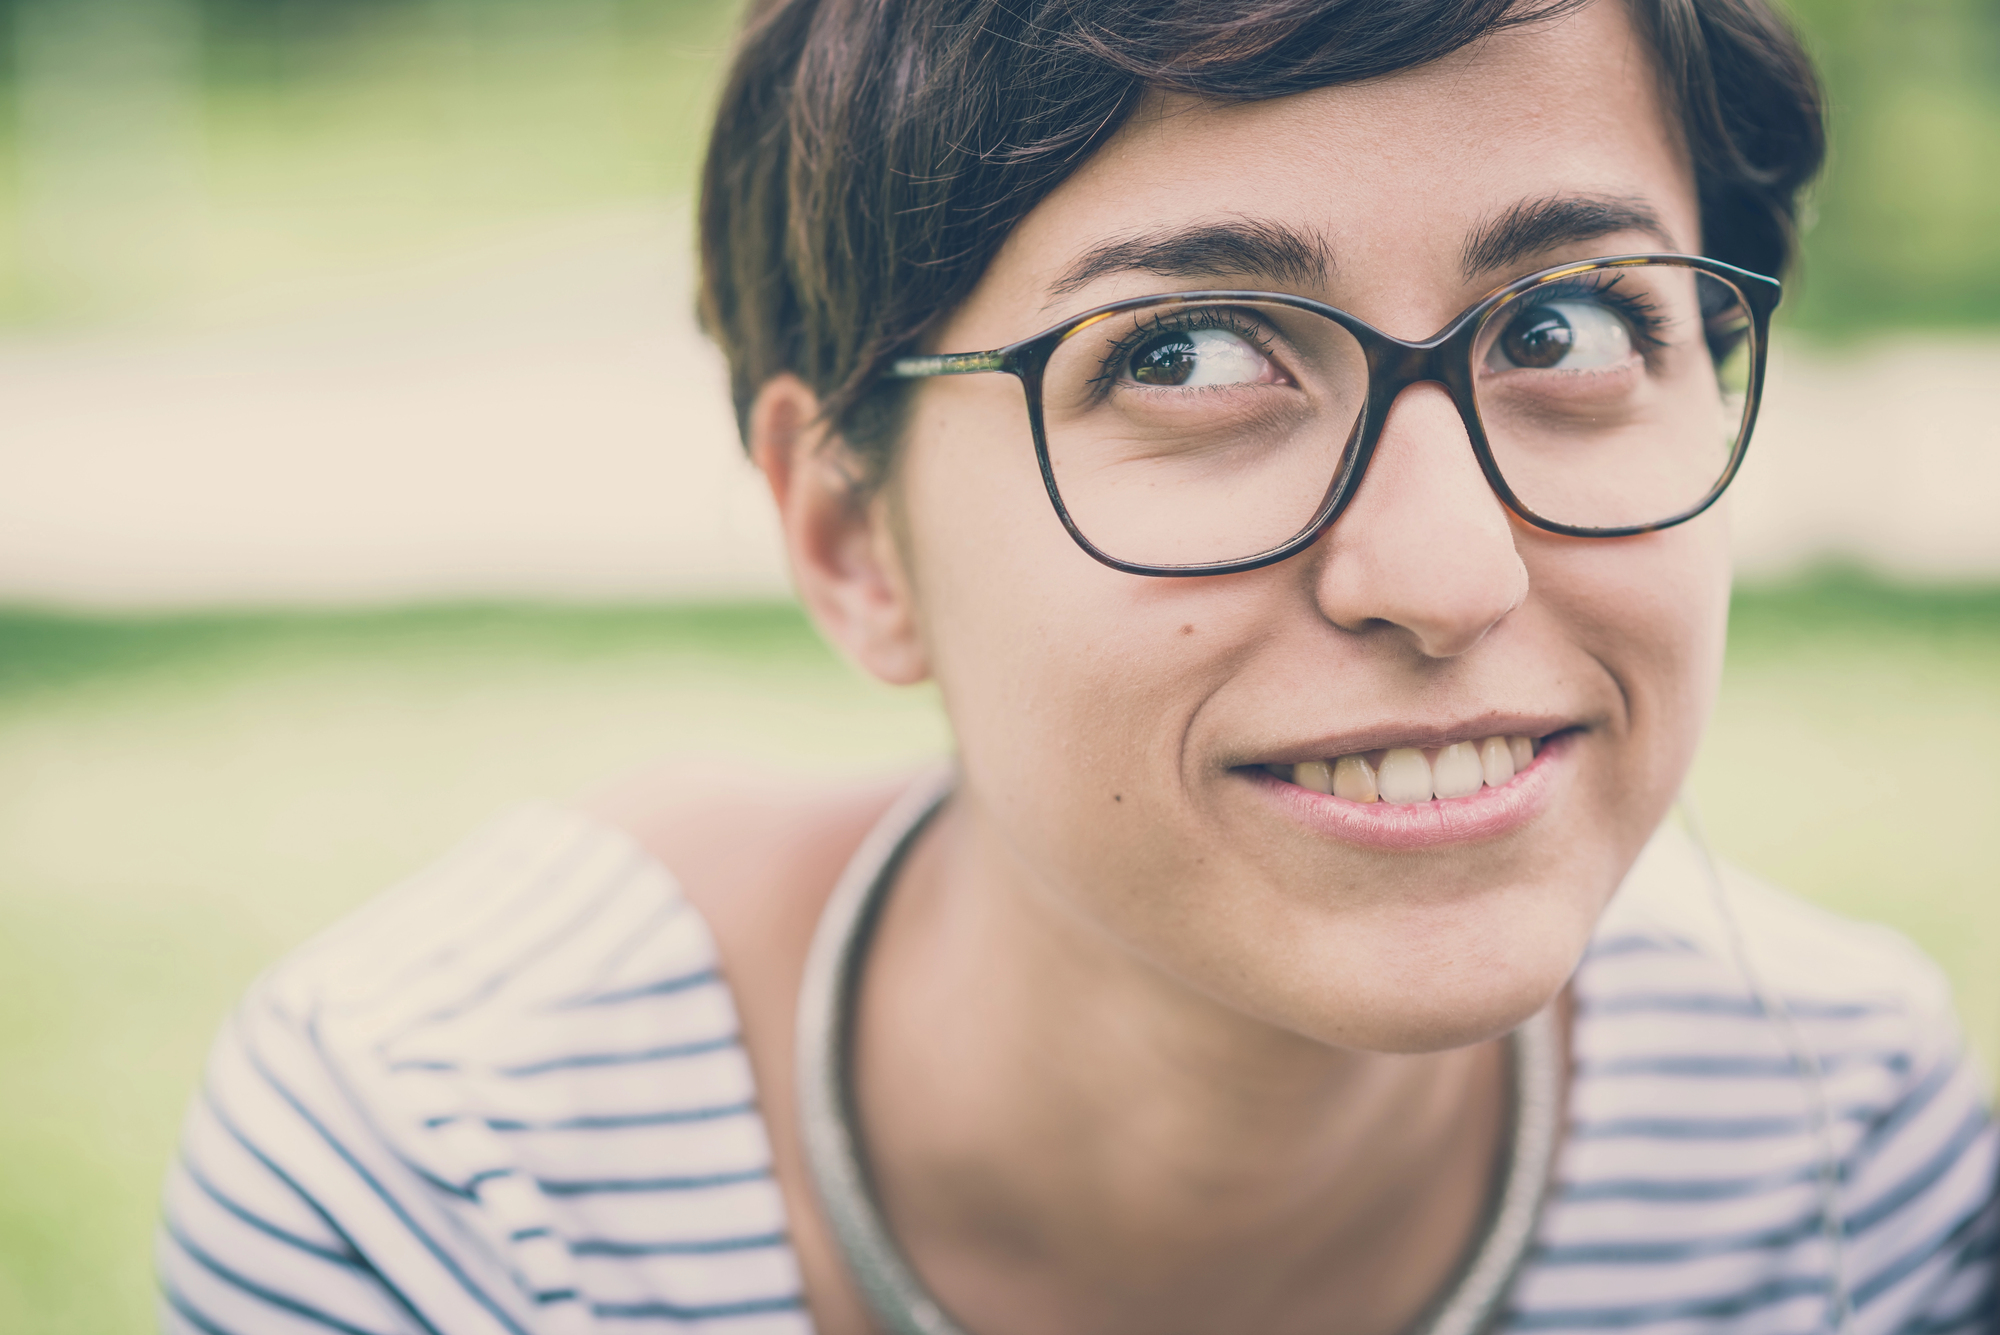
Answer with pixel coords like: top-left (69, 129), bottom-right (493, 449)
top-left (851, 790), bottom-right (1517, 1335)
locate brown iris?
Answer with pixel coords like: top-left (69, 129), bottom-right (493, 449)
top-left (1130, 333), bottom-right (1198, 385)
top-left (1499, 306), bottom-right (1576, 369)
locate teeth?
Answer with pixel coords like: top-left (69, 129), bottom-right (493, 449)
top-left (1431, 742), bottom-right (1484, 799)
top-left (1332, 754), bottom-right (1378, 803)
top-left (1277, 734), bottom-right (1543, 802)
top-left (1377, 748), bottom-right (1433, 805)
top-left (1294, 760), bottom-right (1335, 794)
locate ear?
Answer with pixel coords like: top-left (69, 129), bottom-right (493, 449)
top-left (749, 375), bottom-right (930, 687)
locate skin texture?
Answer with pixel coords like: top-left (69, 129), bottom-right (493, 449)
top-left (589, 2), bottom-right (1731, 1331)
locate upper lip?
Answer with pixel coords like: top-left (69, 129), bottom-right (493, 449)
top-left (1242, 714), bottom-right (1582, 766)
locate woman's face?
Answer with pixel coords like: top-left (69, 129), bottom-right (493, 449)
top-left (880, 0), bottom-right (1725, 1053)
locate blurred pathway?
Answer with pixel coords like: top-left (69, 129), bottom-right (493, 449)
top-left (3, 207), bottom-right (1996, 609)
top-left (0, 208), bottom-right (786, 607)
top-left (1733, 337), bottom-right (2000, 579)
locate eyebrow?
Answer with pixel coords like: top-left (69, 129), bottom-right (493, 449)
top-left (1460, 195), bottom-right (1677, 280)
top-left (1044, 196), bottom-right (1675, 307)
top-left (1048, 217), bottom-right (1332, 300)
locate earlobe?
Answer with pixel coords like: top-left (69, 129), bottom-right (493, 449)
top-left (748, 375), bottom-right (930, 687)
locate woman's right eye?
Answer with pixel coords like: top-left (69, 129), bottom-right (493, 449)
top-left (1126, 327), bottom-right (1276, 387)
top-left (1487, 299), bottom-right (1635, 372)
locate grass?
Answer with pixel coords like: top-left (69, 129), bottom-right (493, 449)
top-left (1, 574), bottom-right (1996, 1332)
top-left (1687, 575), bottom-right (2000, 1068)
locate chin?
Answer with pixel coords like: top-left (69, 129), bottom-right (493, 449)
top-left (1244, 889), bottom-right (1604, 1056)
top-left (1329, 969), bottom-right (1574, 1055)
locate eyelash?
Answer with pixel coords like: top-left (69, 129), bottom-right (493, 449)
top-left (1520, 274), bottom-right (1668, 352)
top-left (1087, 308), bottom-right (1280, 391)
top-left (1079, 275), bottom-right (1664, 391)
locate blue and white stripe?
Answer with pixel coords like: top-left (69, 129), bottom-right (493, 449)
top-left (1507, 827), bottom-right (1997, 1333)
top-left (160, 808), bottom-right (807, 1334)
top-left (159, 805), bottom-right (1996, 1334)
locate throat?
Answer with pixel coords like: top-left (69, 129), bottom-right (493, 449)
top-left (845, 808), bottom-right (1523, 1335)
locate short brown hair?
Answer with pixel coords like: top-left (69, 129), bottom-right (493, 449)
top-left (698, 0), bottom-right (1824, 480)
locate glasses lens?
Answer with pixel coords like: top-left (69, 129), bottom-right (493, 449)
top-left (1471, 263), bottom-right (1756, 531)
top-left (1040, 298), bottom-right (1369, 568)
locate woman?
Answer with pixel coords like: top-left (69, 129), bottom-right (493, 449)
top-left (158, 0), bottom-right (1996, 1332)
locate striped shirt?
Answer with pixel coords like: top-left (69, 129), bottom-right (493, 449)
top-left (158, 798), bottom-right (1998, 1334)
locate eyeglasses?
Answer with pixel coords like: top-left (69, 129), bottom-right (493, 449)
top-left (889, 254), bottom-right (1779, 577)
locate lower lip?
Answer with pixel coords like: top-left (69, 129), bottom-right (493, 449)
top-left (1249, 732), bottom-right (1572, 851)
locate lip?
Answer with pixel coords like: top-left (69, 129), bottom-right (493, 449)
top-left (1246, 729), bottom-right (1574, 851)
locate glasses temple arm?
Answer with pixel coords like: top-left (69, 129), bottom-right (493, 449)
top-left (887, 350), bottom-right (1009, 379)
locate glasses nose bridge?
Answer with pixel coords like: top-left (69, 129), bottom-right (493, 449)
top-left (1367, 332), bottom-right (1463, 405)
top-left (1356, 333), bottom-right (1482, 466)
top-left (1326, 330), bottom-right (1492, 526)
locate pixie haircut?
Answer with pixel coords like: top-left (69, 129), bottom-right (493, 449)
top-left (698, 0), bottom-right (1824, 482)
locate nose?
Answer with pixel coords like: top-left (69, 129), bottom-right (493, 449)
top-left (1307, 382), bottom-right (1528, 658)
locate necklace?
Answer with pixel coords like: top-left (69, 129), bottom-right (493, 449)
top-left (797, 769), bottom-right (1563, 1335)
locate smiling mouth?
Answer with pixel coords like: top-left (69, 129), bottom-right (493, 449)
top-left (1263, 734), bottom-right (1545, 805)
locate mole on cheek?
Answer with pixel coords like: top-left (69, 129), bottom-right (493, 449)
top-left (1179, 624), bottom-right (1195, 636)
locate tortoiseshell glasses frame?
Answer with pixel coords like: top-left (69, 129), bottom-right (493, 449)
top-left (887, 253), bottom-right (1781, 578)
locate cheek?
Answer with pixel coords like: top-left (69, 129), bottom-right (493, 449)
top-left (898, 379), bottom-right (1128, 753)
top-left (896, 380), bottom-right (1228, 850)
top-left (1540, 514), bottom-right (1731, 797)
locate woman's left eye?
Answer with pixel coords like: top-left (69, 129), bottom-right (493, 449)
top-left (1126, 327), bottom-right (1274, 387)
top-left (1487, 299), bottom-right (1634, 372)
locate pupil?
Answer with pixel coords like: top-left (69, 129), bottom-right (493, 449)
top-left (1131, 333), bottom-right (1197, 386)
top-left (1503, 307), bottom-right (1573, 369)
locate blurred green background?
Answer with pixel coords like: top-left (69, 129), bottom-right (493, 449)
top-left (0, 0), bottom-right (1995, 330)
top-left (2, 0), bottom-right (1998, 1331)
top-left (1783, 0), bottom-right (2000, 331)
top-left (0, 0), bottom-right (741, 324)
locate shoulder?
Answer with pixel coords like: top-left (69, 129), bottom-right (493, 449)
top-left (1518, 824), bottom-right (1997, 1334)
top-left (578, 761), bottom-right (907, 1028)
top-left (1593, 822), bottom-right (1959, 1031)
top-left (233, 802), bottom-right (735, 1075)
top-left (574, 764), bottom-right (914, 1332)
top-left (160, 796), bottom-right (856, 1334)
top-left (1580, 826), bottom-right (1982, 1160)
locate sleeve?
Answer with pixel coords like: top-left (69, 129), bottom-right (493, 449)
top-left (157, 1020), bottom-right (432, 1335)
top-left (1840, 1016), bottom-right (1998, 1333)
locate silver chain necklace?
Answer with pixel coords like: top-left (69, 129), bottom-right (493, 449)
top-left (797, 769), bottom-right (1563, 1335)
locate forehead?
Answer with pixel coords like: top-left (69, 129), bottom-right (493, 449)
top-left (971, 0), bottom-right (1694, 329)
